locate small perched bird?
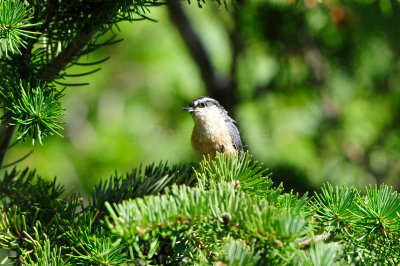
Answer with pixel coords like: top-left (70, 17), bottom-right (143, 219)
top-left (183, 96), bottom-right (243, 158)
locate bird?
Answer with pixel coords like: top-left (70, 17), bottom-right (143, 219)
top-left (183, 96), bottom-right (243, 158)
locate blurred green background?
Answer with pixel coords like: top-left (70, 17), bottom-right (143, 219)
top-left (3, 0), bottom-right (400, 194)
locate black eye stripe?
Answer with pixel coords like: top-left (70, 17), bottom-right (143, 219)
top-left (197, 101), bottom-right (208, 108)
top-left (195, 99), bottom-right (218, 108)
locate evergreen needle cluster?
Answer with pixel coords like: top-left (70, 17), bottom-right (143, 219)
top-left (0, 153), bottom-right (398, 264)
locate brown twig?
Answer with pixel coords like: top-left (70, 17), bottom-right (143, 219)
top-left (297, 29), bottom-right (327, 85)
top-left (297, 233), bottom-right (327, 248)
top-left (166, 0), bottom-right (238, 115)
top-left (166, 0), bottom-right (222, 89)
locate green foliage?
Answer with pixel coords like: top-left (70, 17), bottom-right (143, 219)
top-left (314, 184), bottom-right (359, 235)
top-left (195, 152), bottom-right (275, 195)
top-left (92, 161), bottom-right (194, 214)
top-left (357, 185), bottom-right (400, 233)
top-left (0, 160), bottom-right (195, 264)
top-left (217, 239), bottom-right (261, 266)
top-left (0, 0), bottom-right (39, 56)
top-left (20, 230), bottom-right (71, 266)
top-left (104, 153), bottom-right (315, 264)
top-left (1, 153), bottom-right (400, 264)
top-left (313, 183), bottom-right (400, 264)
top-left (64, 215), bottom-right (127, 265)
top-left (306, 242), bottom-right (342, 266)
top-left (0, 80), bottom-right (64, 144)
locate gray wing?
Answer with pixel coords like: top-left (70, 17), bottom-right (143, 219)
top-left (226, 118), bottom-right (244, 152)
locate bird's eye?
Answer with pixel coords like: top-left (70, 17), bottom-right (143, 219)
top-left (199, 102), bottom-right (206, 108)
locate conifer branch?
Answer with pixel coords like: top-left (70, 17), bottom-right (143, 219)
top-left (1, 154), bottom-right (400, 264)
top-left (41, 23), bottom-right (98, 80)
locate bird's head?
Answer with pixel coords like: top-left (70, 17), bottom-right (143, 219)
top-left (183, 96), bottom-right (227, 124)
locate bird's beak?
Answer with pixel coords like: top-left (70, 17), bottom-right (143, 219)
top-left (182, 107), bottom-right (194, 112)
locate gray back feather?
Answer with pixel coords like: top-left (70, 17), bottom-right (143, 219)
top-left (225, 117), bottom-right (243, 152)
